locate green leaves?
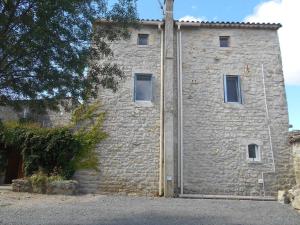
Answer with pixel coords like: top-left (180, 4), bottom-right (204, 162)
top-left (0, 0), bottom-right (138, 108)
top-left (0, 101), bottom-right (107, 178)
top-left (71, 101), bottom-right (108, 171)
top-left (0, 122), bottom-right (81, 178)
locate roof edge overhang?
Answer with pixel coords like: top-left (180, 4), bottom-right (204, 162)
top-left (175, 21), bottom-right (281, 30)
top-left (94, 19), bottom-right (281, 30)
top-left (94, 19), bottom-right (163, 26)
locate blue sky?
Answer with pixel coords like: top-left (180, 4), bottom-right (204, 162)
top-left (137, 0), bottom-right (265, 21)
top-left (134, 0), bottom-right (299, 130)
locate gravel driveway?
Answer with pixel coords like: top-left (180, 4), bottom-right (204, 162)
top-left (0, 190), bottom-right (300, 225)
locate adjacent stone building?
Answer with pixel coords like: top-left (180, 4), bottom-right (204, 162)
top-left (1, 0), bottom-right (295, 198)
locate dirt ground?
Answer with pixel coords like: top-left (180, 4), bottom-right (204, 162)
top-left (1, 187), bottom-right (300, 225)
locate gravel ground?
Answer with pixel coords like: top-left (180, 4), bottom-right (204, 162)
top-left (0, 189), bottom-right (300, 225)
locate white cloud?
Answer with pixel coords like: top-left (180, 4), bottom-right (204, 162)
top-left (191, 6), bottom-right (197, 10)
top-left (245, 0), bottom-right (300, 85)
top-left (179, 15), bottom-right (205, 22)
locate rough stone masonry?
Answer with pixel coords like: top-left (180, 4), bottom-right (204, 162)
top-left (73, 0), bottom-right (295, 197)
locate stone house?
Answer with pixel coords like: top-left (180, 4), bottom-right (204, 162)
top-left (0, 0), bottom-right (295, 198)
top-left (74, 0), bottom-right (295, 198)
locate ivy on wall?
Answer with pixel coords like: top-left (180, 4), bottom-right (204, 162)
top-left (70, 101), bottom-right (108, 171)
top-left (0, 101), bottom-right (107, 179)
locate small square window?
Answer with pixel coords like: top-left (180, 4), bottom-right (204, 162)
top-left (138, 34), bottom-right (149, 45)
top-left (224, 75), bottom-right (242, 103)
top-left (247, 144), bottom-right (260, 162)
top-left (220, 36), bottom-right (230, 47)
top-left (134, 74), bottom-right (153, 101)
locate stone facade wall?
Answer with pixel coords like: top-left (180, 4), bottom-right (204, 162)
top-left (0, 105), bottom-right (71, 127)
top-left (180, 27), bottom-right (294, 196)
top-left (75, 25), bottom-right (294, 196)
top-left (74, 25), bottom-right (162, 195)
top-left (1, 24), bottom-right (293, 197)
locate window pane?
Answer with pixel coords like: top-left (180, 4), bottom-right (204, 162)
top-left (135, 74), bottom-right (152, 101)
top-left (226, 76), bottom-right (239, 102)
top-left (138, 34), bottom-right (149, 45)
top-left (248, 144), bottom-right (257, 159)
top-left (220, 36), bottom-right (229, 47)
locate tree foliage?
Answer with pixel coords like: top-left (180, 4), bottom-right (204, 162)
top-left (0, 0), bottom-right (138, 108)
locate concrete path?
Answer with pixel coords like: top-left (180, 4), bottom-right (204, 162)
top-left (0, 191), bottom-right (299, 225)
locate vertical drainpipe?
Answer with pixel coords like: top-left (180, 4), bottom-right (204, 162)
top-left (179, 25), bottom-right (183, 195)
top-left (176, 23), bottom-right (184, 195)
top-left (159, 23), bottom-right (164, 196)
top-left (176, 25), bottom-right (181, 190)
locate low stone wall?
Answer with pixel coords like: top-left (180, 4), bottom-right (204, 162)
top-left (289, 185), bottom-right (300, 210)
top-left (12, 179), bottom-right (78, 195)
top-left (12, 179), bottom-right (32, 192)
top-left (47, 180), bottom-right (78, 195)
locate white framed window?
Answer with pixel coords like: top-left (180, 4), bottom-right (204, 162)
top-left (137, 34), bottom-right (149, 45)
top-left (134, 74), bottom-right (153, 102)
top-left (220, 36), bottom-right (230, 47)
top-left (224, 75), bottom-right (242, 103)
top-left (247, 144), bottom-right (261, 162)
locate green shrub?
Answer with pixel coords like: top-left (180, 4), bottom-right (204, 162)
top-left (0, 122), bottom-right (81, 179)
top-left (23, 127), bottom-right (81, 178)
top-left (30, 171), bottom-right (48, 186)
top-left (30, 170), bottom-right (48, 193)
top-left (30, 170), bottom-right (64, 185)
top-left (47, 175), bottom-right (64, 183)
top-left (0, 101), bottom-right (107, 179)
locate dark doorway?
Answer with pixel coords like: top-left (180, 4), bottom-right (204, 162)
top-left (4, 148), bottom-right (24, 184)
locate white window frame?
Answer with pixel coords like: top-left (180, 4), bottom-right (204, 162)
top-left (134, 73), bottom-right (153, 102)
top-left (224, 75), bottom-right (242, 104)
top-left (247, 144), bottom-right (261, 162)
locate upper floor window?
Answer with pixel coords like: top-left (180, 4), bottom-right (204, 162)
top-left (224, 75), bottom-right (242, 103)
top-left (138, 34), bottom-right (149, 45)
top-left (219, 36), bottom-right (230, 47)
top-left (247, 144), bottom-right (261, 162)
top-left (134, 74), bottom-right (153, 101)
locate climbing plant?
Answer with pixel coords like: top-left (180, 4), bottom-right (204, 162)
top-left (0, 121), bottom-right (81, 178)
top-left (0, 101), bottom-right (107, 179)
top-left (70, 101), bottom-right (108, 171)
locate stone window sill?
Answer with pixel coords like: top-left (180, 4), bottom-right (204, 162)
top-left (247, 160), bottom-right (262, 164)
top-left (137, 45), bottom-right (150, 48)
top-left (224, 102), bottom-right (244, 108)
top-left (134, 101), bottom-right (153, 107)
